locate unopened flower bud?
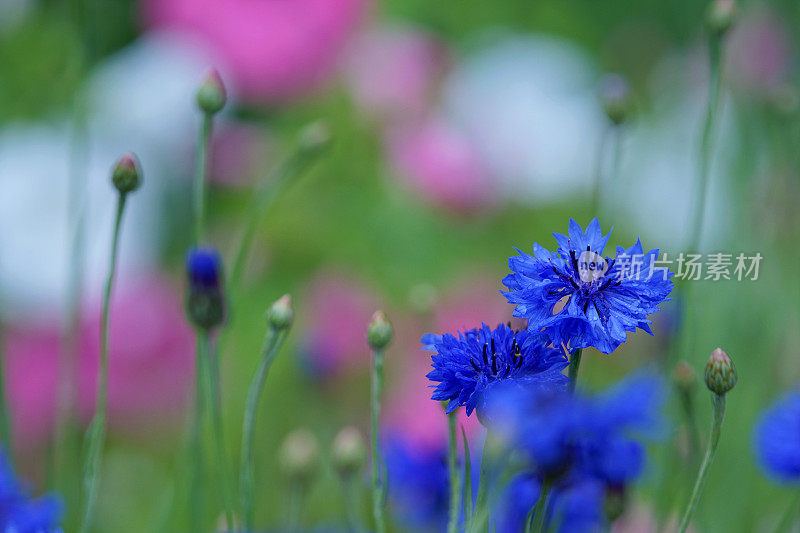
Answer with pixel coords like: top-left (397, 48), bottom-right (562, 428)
top-left (112, 152), bottom-right (142, 194)
top-left (185, 247), bottom-right (225, 330)
top-left (298, 121), bottom-right (332, 155)
top-left (705, 0), bottom-right (736, 36)
top-left (600, 73), bottom-right (631, 125)
top-left (279, 428), bottom-right (320, 484)
top-left (367, 311), bottom-right (393, 350)
top-left (267, 294), bottom-right (294, 330)
top-left (672, 360), bottom-right (697, 393)
top-left (332, 426), bottom-right (367, 478)
top-left (196, 68), bottom-right (227, 115)
top-left (704, 347), bottom-right (737, 395)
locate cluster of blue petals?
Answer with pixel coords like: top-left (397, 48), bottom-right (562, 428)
top-left (0, 449), bottom-right (62, 533)
top-left (423, 323), bottom-right (569, 418)
top-left (755, 391), bottom-right (800, 483)
top-left (185, 246), bottom-right (223, 289)
top-left (503, 218), bottom-right (673, 354)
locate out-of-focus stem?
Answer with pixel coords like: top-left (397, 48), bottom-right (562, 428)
top-left (193, 113), bottom-right (213, 246)
top-left (370, 347), bottom-right (386, 533)
top-left (447, 409), bottom-right (461, 533)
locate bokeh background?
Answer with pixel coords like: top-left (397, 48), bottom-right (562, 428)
top-left (1, 0), bottom-right (799, 531)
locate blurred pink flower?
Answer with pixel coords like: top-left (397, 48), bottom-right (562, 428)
top-left (4, 276), bottom-right (194, 449)
top-left (298, 271), bottom-right (377, 379)
top-left (385, 119), bottom-right (495, 211)
top-left (210, 123), bottom-right (275, 187)
top-left (344, 25), bottom-right (450, 120)
top-left (143, 0), bottom-right (369, 102)
top-left (726, 8), bottom-right (793, 97)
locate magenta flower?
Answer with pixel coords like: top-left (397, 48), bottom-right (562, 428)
top-left (385, 118), bottom-right (495, 211)
top-left (143, 0), bottom-right (368, 102)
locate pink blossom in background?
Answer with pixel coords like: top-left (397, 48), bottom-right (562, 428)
top-left (210, 123), bottom-right (275, 187)
top-left (3, 276), bottom-right (194, 450)
top-left (385, 118), bottom-right (495, 211)
top-left (298, 271), bottom-right (378, 380)
top-left (143, 0), bottom-right (369, 102)
top-left (726, 8), bottom-right (793, 97)
top-left (344, 25), bottom-right (450, 120)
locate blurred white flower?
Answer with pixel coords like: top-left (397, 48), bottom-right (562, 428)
top-left (442, 34), bottom-right (605, 204)
top-left (0, 32), bottom-right (220, 320)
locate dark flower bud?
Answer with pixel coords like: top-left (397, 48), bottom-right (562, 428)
top-left (185, 247), bottom-right (225, 330)
top-left (297, 121), bottom-right (332, 155)
top-left (705, 0), bottom-right (736, 37)
top-left (112, 152), bottom-right (142, 194)
top-left (600, 74), bottom-right (631, 125)
top-left (704, 347), bottom-right (737, 395)
top-left (604, 486), bottom-right (627, 522)
top-left (279, 428), bottom-right (320, 484)
top-left (672, 360), bottom-right (697, 393)
top-left (267, 294), bottom-right (294, 331)
top-left (331, 426), bottom-right (366, 478)
top-left (367, 311), bottom-right (393, 350)
top-left (196, 68), bottom-right (227, 115)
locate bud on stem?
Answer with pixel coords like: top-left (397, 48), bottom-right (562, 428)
top-left (368, 311), bottom-right (393, 350)
top-left (112, 152), bottom-right (142, 194)
top-left (196, 68), bottom-right (227, 115)
top-left (704, 347), bottom-right (737, 395)
top-left (267, 294), bottom-right (294, 330)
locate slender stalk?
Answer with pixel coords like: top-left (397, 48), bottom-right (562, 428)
top-left (79, 192), bottom-right (128, 533)
top-left (567, 348), bottom-right (583, 393)
top-left (447, 409), bottom-right (461, 533)
top-left (189, 335), bottom-right (207, 532)
top-left (239, 326), bottom-right (288, 530)
top-left (774, 490), bottom-right (800, 533)
top-left (370, 347), bottom-right (386, 533)
top-left (0, 324), bottom-right (12, 453)
top-left (591, 124), bottom-right (610, 216)
top-left (200, 332), bottom-right (235, 531)
top-left (678, 393), bottom-right (726, 533)
top-left (473, 430), bottom-right (494, 525)
top-left (285, 480), bottom-right (303, 531)
top-left (462, 427), bottom-right (473, 529)
top-left (193, 113), bottom-right (213, 246)
top-left (687, 36), bottom-right (722, 256)
top-left (530, 478), bottom-right (553, 533)
top-left (342, 475), bottom-right (362, 532)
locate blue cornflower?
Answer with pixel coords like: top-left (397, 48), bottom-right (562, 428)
top-left (423, 323), bottom-right (569, 418)
top-left (185, 246), bottom-right (225, 330)
top-left (755, 391), bottom-right (800, 483)
top-left (503, 219), bottom-right (673, 354)
top-left (0, 449), bottom-right (62, 532)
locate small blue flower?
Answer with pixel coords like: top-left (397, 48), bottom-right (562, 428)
top-left (755, 391), bottom-right (800, 483)
top-left (0, 449), bottom-right (62, 533)
top-left (423, 323), bottom-right (569, 418)
top-left (503, 219), bottom-right (673, 354)
top-left (186, 247), bottom-right (223, 289)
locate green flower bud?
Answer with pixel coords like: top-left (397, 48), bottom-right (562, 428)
top-left (332, 426), bottom-right (367, 478)
top-left (672, 360), bottom-right (697, 393)
top-left (704, 347), bottom-right (737, 395)
top-left (297, 121), bottom-right (332, 155)
top-left (705, 0), bottom-right (736, 37)
top-left (600, 73), bottom-right (632, 125)
top-left (267, 294), bottom-right (294, 331)
top-left (279, 429), bottom-right (320, 484)
top-left (196, 68), bottom-right (227, 115)
top-left (367, 311), bottom-right (393, 350)
top-left (112, 152), bottom-right (142, 194)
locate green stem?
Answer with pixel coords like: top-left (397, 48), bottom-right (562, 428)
top-left (473, 430), bottom-right (494, 527)
top-left (678, 393), bottom-right (726, 533)
top-left (591, 124), bottom-right (611, 216)
top-left (447, 409), bottom-right (461, 533)
top-left (568, 348), bottom-right (583, 393)
top-left (342, 475), bottom-right (362, 533)
top-left (189, 334), bottom-right (207, 532)
top-left (200, 332), bottom-right (235, 531)
top-left (79, 192), bottom-right (127, 533)
top-left (0, 324), bottom-right (12, 454)
top-left (370, 347), bottom-right (386, 533)
top-left (773, 490), bottom-right (800, 533)
top-left (194, 113), bottom-right (213, 246)
top-left (285, 480), bottom-right (304, 531)
top-left (678, 385), bottom-right (702, 464)
top-left (687, 35), bottom-right (722, 256)
top-left (239, 326), bottom-right (289, 530)
top-left (229, 141), bottom-right (324, 291)
top-left (530, 478), bottom-right (553, 533)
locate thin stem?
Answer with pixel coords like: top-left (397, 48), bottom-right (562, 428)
top-left (678, 385), bottom-right (702, 464)
top-left (773, 490), bottom-right (800, 533)
top-left (342, 475), bottom-right (362, 533)
top-left (200, 332), bottom-right (235, 531)
top-left (591, 124), bottom-right (611, 216)
top-left (447, 409), bottom-right (461, 533)
top-left (193, 113), bottom-right (213, 246)
top-left (687, 36), bottom-right (723, 256)
top-left (462, 427), bottom-right (473, 528)
top-left (79, 192), bottom-right (127, 533)
top-left (229, 143), bottom-right (323, 291)
top-left (285, 480), bottom-right (303, 531)
top-left (239, 326), bottom-right (288, 530)
top-left (530, 478), bottom-right (553, 533)
top-left (370, 347), bottom-right (386, 533)
top-left (678, 393), bottom-right (726, 533)
top-left (189, 333), bottom-right (207, 532)
top-left (473, 430), bottom-right (494, 525)
top-left (0, 324), bottom-right (12, 453)
top-left (568, 348), bottom-right (583, 393)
